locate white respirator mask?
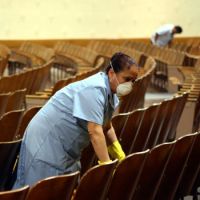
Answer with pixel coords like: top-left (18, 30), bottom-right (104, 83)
top-left (116, 81), bottom-right (133, 97)
top-left (110, 61), bottom-right (133, 97)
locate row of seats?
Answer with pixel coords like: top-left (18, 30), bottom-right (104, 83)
top-left (5, 42), bottom-right (99, 85)
top-left (178, 58), bottom-right (200, 97)
top-left (19, 42), bottom-right (54, 63)
top-left (0, 106), bottom-right (42, 190)
top-left (54, 41), bottom-right (99, 68)
top-left (15, 40), bottom-right (103, 61)
top-left (0, 43), bottom-right (77, 87)
top-left (10, 41), bottom-right (97, 75)
top-left (166, 39), bottom-right (200, 55)
top-left (108, 131), bottom-right (200, 200)
top-left (0, 89), bottom-right (26, 117)
top-left (0, 60), bottom-right (52, 94)
top-left (123, 41), bottom-right (188, 66)
top-left (0, 131), bottom-right (199, 200)
top-left (2, 40), bottom-right (199, 86)
top-left (113, 92), bottom-right (188, 154)
top-left (0, 106), bottom-right (41, 142)
top-left (87, 40), bottom-right (142, 68)
top-left (173, 53), bottom-right (200, 132)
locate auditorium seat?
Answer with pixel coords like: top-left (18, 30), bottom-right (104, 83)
top-left (157, 92), bottom-right (188, 143)
top-left (0, 139), bottom-right (22, 191)
top-left (0, 93), bottom-right (10, 116)
top-left (135, 103), bottom-right (161, 151)
top-left (0, 186), bottom-right (29, 200)
top-left (132, 141), bottom-right (175, 200)
top-left (155, 133), bottom-right (195, 200)
top-left (112, 93), bottom-right (187, 154)
top-left (73, 160), bottom-right (118, 200)
top-left (26, 172), bottom-right (79, 200)
top-left (112, 107), bottom-right (146, 154)
top-left (108, 150), bottom-right (149, 200)
top-left (175, 132), bottom-right (200, 199)
top-left (5, 89), bottom-right (27, 113)
top-left (0, 110), bottom-right (24, 142)
top-left (15, 106), bottom-right (42, 139)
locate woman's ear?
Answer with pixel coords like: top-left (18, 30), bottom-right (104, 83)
top-left (108, 68), bottom-right (114, 82)
top-left (108, 67), bottom-right (114, 77)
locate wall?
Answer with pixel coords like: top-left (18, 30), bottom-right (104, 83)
top-left (0, 0), bottom-right (199, 39)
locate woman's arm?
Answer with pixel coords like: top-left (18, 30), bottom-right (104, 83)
top-left (105, 123), bottom-right (118, 146)
top-left (88, 121), bottom-right (110, 162)
top-left (105, 122), bottom-right (126, 161)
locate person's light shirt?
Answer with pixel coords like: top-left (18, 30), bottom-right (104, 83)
top-left (151, 24), bottom-right (174, 47)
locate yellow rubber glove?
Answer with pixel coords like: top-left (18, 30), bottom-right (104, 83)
top-left (98, 160), bottom-right (112, 165)
top-left (107, 140), bottom-right (126, 161)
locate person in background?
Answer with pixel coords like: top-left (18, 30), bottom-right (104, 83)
top-left (151, 24), bottom-right (183, 47)
top-left (13, 52), bottom-right (139, 188)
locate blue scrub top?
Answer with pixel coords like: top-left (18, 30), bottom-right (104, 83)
top-left (14, 72), bottom-right (119, 187)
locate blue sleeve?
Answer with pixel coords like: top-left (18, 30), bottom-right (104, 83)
top-left (73, 87), bottom-right (107, 125)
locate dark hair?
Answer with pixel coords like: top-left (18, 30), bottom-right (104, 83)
top-left (174, 26), bottom-right (183, 33)
top-left (105, 52), bottom-right (138, 74)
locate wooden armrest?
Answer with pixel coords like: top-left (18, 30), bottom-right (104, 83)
top-left (26, 94), bottom-right (50, 99)
top-left (35, 91), bottom-right (52, 96)
top-left (44, 88), bottom-right (53, 92)
top-left (187, 97), bottom-right (198, 102)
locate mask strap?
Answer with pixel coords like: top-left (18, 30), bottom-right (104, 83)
top-left (110, 61), bottom-right (120, 85)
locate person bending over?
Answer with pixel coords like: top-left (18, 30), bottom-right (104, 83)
top-left (13, 52), bottom-right (139, 188)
